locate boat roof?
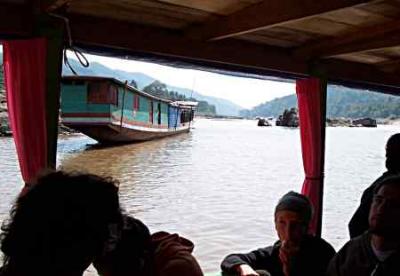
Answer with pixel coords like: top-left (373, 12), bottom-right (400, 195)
top-left (171, 101), bottom-right (199, 109)
top-left (2, 1), bottom-right (400, 94)
top-left (62, 76), bottom-right (172, 104)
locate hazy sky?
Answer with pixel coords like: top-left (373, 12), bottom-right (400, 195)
top-left (82, 53), bottom-right (295, 109)
top-left (0, 44), bottom-right (295, 108)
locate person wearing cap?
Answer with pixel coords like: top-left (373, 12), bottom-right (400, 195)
top-left (220, 191), bottom-right (335, 276)
top-left (349, 133), bottom-right (400, 238)
top-left (327, 174), bottom-right (400, 276)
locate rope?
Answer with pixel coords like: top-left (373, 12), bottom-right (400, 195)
top-left (305, 176), bottom-right (323, 180)
top-left (63, 47), bottom-right (89, 75)
top-left (49, 13), bottom-right (89, 75)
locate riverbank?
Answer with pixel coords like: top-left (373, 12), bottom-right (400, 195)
top-left (0, 88), bottom-right (77, 137)
top-left (195, 114), bottom-right (245, 120)
top-left (0, 88), bottom-right (10, 136)
top-left (327, 117), bottom-right (400, 127)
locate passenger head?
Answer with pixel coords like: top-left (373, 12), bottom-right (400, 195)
top-left (94, 215), bottom-right (151, 276)
top-left (274, 191), bottom-right (313, 245)
top-left (369, 174), bottom-right (400, 238)
top-left (0, 171), bottom-right (122, 276)
top-left (385, 133), bottom-right (400, 172)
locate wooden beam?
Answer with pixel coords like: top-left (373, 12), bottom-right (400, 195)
top-left (36, 0), bottom-right (70, 12)
top-left (313, 59), bottom-right (400, 95)
top-left (293, 19), bottom-right (400, 59)
top-left (67, 14), bottom-right (308, 77)
top-left (67, 14), bottom-right (400, 94)
top-left (376, 58), bottom-right (400, 73)
top-left (186, 0), bottom-right (372, 41)
top-left (0, 3), bottom-right (34, 38)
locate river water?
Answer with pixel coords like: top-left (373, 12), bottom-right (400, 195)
top-left (0, 119), bottom-right (398, 273)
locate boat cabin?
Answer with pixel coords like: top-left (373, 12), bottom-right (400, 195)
top-left (61, 76), bottom-right (196, 143)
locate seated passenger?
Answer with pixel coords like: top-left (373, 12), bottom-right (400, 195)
top-left (94, 215), bottom-right (204, 276)
top-left (349, 133), bottom-right (400, 238)
top-left (327, 174), bottom-right (400, 276)
top-left (220, 191), bottom-right (335, 276)
top-left (0, 171), bottom-right (122, 276)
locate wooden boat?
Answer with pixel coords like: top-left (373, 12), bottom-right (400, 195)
top-left (60, 76), bottom-right (197, 144)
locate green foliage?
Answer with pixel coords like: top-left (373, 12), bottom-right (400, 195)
top-left (240, 86), bottom-right (400, 119)
top-left (326, 86), bottom-right (400, 118)
top-left (143, 81), bottom-right (216, 115)
top-left (239, 94), bottom-right (297, 118)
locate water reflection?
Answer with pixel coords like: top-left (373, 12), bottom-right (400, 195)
top-left (1, 119), bottom-right (399, 272)
top-left (59, 119), bottom-right (304, 272)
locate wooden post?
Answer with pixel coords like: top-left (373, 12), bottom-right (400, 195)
top-left (37, 15), bottom-right (64, 169)
top-left (317, 77), bottom-right (327, 237)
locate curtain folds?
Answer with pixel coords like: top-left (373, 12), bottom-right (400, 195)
top-left (296, 77), bottom-right (326, 236)
top-left (3, 38), bottom-right (48, 185)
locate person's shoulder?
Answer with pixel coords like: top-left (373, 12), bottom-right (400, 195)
top-left (261, 240), bottom-right (280, 255)
top-left (307, 235), bottom-right (333, 247)
top-left (305, 235), bottom-right (336, 255)
top-left (371, 171), bottom-right (393, 186)
top-left (336, 232), bottom-right (370, 258)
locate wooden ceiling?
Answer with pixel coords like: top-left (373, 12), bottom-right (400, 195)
top-left (1, 0), bottom-right (400, 93)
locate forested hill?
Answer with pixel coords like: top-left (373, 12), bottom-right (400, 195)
top-left (0, 56), bottom-right (244, 115)
top-left (240, 86), bottom-right (400, 119)
top-left (141, 81), bottom-right (216, 115)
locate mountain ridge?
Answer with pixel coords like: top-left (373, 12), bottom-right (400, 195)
top-left (240, 86), bottom-right (400, 119)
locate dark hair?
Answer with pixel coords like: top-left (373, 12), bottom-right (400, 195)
top-left (386, 133), bottom-right (400, 172)
top-left (373, 174), bottom-right (400, 195)
top-left (94, 215), bottom-right (151, 276)
top-left (0, 171), bottom-right (122, 276)
top-left (275, 191), bottom-right (313, 225)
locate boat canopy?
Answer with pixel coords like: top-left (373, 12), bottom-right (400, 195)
top-left (171, 101), bottom-right (198, 109)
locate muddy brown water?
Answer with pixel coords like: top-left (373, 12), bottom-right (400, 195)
top-left (0, 119), bottom-right (398, 273)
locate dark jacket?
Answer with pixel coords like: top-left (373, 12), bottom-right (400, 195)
top-left (348, 172), bottom-right (391, 238)
top-left (327, 232), bottom-right (400, 276)
top-left (220, 235), bottom-right (335, 276)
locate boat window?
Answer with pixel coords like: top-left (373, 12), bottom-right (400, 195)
top-left (180, 110), bottom-right (191, 123)
top-left (149, 101), bottom-right (153, 123)
top-left (157, 102), bottom-right (161, 125)
top-left (109, 85), bottom-right (118, 105)
top-left (87, 82), bottom-right (118, 105)
top-left (134, 94), bottom-right (140, 111)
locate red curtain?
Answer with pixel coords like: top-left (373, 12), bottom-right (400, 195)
top-left (296, 77), bottom-right (326, 236)
top-left (3, 38), bottom-right (48, 185)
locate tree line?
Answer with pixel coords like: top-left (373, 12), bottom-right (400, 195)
top-left (141, 80), bottom-right (216, 115)
top-left (240, 86), bottom-right (400, 119)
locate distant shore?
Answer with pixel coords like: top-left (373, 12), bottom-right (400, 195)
top-left (378, 118), bottom-right (400, 125)
top-left (1, 88), bottom-right (399, 137)
top-left (195, 114), bottom-right (245, 120)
